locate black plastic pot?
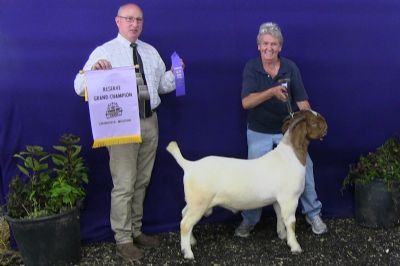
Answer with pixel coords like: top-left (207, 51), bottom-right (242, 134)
top-left (355, 179), bottom-right (400, 228)
top-left (5, 207), bottom-right (81, 266)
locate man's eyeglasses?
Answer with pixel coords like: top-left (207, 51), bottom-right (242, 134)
top-left (118, 16), bottom-right (143, 24)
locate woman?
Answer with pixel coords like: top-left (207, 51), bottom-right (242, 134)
top-left (235, 22), bottom-right (328, 237)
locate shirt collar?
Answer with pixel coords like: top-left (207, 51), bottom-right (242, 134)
top-left (117, 33), bottom-right (141, 47)
top-left (255, 56), bottom-right (290, 77)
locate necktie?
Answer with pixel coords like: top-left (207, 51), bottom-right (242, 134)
top-left (130, 43), bottom-right (151, 118)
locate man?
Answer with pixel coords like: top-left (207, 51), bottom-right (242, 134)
top-left (235, 22), bottom-right (328, 238)
top-left (74, 3), bottom-right (177, 261)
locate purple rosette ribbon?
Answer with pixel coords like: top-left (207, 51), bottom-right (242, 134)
top-left (171, 51), bottom-right (185, 96)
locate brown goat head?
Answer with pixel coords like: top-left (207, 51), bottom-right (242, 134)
top-left (282, 110), bottom-right (327, 140)
top-left (281, 110), bottom-right (328, 165)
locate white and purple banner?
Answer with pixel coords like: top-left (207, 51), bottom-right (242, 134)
top-left (85, 67), bottom-right (141, 148)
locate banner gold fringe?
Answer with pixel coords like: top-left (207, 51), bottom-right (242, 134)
top-left (92, 135), bottom-right (142, 148)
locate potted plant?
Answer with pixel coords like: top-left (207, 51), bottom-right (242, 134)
top-left (3, 133), bottom-right (89, 266)
top-left (343, 135), bottom-right (400, 228)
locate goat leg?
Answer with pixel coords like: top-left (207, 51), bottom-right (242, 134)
top-left (280, 200), bottom-right (302, 253)
top-left (273, 202), bottom-right (287, 240)
top-left (181, 205), bottom-right (197, 246)
top-left (180, 219), bottom-right (195, 259)
top-left (180, 208), bottom-right (205, 259)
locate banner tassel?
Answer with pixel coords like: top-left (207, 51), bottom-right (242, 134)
top-left (92, 135), bottom-right (142, 148)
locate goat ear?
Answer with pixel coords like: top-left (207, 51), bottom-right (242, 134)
top-left (291, 121), bottom-right (308, 146)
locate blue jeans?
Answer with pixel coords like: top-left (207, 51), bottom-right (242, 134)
top-left (241, 129), bottom-right (322, 226)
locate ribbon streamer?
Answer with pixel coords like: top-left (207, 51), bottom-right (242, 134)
top-left (171, 51), bottom-right (186, 96)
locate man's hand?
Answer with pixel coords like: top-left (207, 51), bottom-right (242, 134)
top-left (171, 59), bottom-right (185, 72)
top-left (91, 59), bottom-right (112, 70)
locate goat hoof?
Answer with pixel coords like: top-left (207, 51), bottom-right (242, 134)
top-left (277, 230), bottom-right (287, 240)
top-left (290, 246), bottom-right (302, 254)
top-left (183, 251), bottom-right (194, 260)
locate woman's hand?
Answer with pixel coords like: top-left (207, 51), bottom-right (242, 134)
top-left (273, 85), bottom-right (289, 102)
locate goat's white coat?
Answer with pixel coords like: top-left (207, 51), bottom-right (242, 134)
top-left (167, 111), bottom-right (327, 259)
top-left (180, 142), bottom-right (304, 211)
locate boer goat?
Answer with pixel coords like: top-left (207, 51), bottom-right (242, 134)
top-left (166, 109), bottom-right (328, 259)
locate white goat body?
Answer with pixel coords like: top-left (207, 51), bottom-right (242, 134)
top-left (167, 110), bottom-right (327, 259)
top-left (172, 142), bottom-right (304, 212)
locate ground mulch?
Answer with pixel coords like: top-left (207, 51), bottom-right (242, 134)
top-left (1, 217), bottom-right (399, 265)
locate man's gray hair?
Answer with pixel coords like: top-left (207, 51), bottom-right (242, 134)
top-left (257, 22), bottom-right (283, 45)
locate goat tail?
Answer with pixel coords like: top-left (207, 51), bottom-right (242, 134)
top-left (166, 141), bottom-right (189, 169)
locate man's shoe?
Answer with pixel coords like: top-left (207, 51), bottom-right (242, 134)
top-left (306, 215), bottom-right (328, 235)
top-left (116, 242), bottom-right (142, 261)
top-left (133, 233), bottom-right (160, 248)
top-left (234, 221), bottom-right (254, 238)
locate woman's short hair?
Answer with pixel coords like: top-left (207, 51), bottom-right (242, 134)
top-left (257, 22), bottom-right (283, 45)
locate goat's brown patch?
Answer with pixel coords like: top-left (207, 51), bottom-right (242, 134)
top-left (290, 122), bottom-right (308, 165)
top-left (283, 110), bottom-right (328, 165)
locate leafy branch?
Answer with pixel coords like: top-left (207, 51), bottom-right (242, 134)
top-left (7, 134), bottom-right (89, 219)
top-left (343, 135), bottom-right (400, 190)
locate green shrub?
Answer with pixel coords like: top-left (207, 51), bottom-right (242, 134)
top-left (343, 135), bottom-right (400, 189)
top-left (7, 134), bottom-right (89, 219)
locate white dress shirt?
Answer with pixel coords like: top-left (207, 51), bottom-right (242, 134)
top-left (74, 34), bottom-right (176, 110)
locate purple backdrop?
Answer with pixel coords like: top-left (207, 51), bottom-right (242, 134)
top-left (1, 0), bottom-right (399, 243)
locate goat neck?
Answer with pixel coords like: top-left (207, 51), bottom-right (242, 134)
top-left (281, 117), bottom-right (309, 165)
